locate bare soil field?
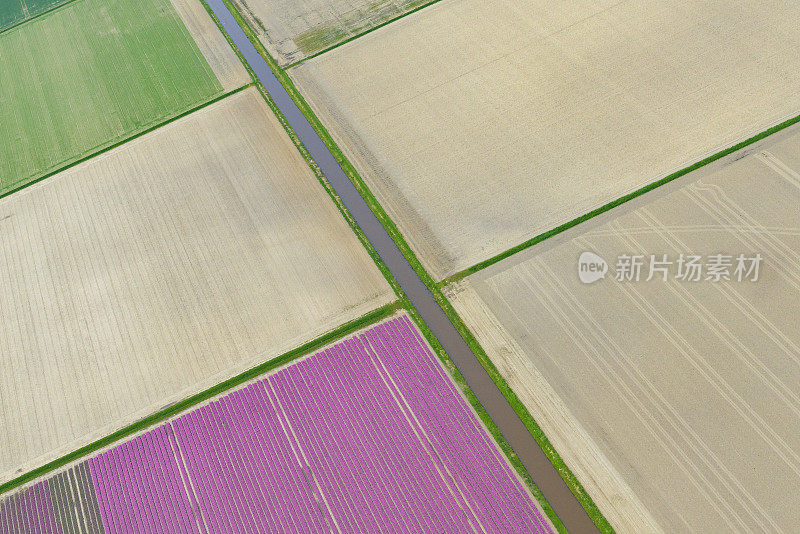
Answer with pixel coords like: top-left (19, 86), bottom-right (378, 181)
top-left (446, 124), bottom-right (800, 532)
top-left (230, 0), bottom-right (434, 66)
top-left (289, 0), bottom-right (800, 281)
top-left (0, 88), bottom-right (394, 485)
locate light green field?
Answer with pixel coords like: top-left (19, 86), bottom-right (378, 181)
top-left (0, 0), bottom-right (224, 196)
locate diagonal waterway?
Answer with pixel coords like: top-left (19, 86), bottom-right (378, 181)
top-left (204, 1), bottom-right (599, 531)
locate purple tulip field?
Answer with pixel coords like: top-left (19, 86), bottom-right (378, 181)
top-left (0, 315), bottom-right (553, 533)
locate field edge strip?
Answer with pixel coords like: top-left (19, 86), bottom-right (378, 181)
top-left (283, 0), bottom-right (444, 69)
top-left (0, 299), bottom-right (403, 497)
top-left (441, 110), bottom-right (800, 287)
top-left (213, 1), bottom-right (581, 531)
top-left (0, 84), bottom-right (252, 203)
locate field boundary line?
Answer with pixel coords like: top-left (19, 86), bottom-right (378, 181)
top-left (283, 0), bottom-right (444, 69)
top-left (0, 300), bottom-right (403, 497)
top-left (0, 84), bottom-right (252, 203)
top-left (0, 0), bottom-right (83, 35)
top-left (208, 1), bottom-right (596, 531)
top-left (440, 111), bottom-right (800, 288)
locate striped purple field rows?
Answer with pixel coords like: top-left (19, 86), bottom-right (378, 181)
top-left (1, 315), bottom-right (553, 533)
top-left (0, 482), bottom-right (60, 533)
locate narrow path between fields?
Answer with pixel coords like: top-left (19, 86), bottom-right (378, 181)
top-left (205, 1), bottom-right (599, 531)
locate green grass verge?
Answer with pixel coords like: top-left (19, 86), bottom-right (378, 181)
top-left (214, 0), bottom-right (576, 530)
top-left (0, 0), bottom-right (224, 196)
top-left (441, 110), bottom-right (800, 288)
top-left (0, 300), bottom-right (403, 496)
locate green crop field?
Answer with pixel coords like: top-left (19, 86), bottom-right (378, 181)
top-left (0, 0), bottom-right (224, 196)
top-left (0, 0), bottom-right (72, 32)
top-left (0, 1), bottom-right (25, 30)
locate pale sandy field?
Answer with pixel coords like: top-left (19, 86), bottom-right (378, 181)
top-left (447, 124), bottom-right (800, 532)
top-left (0, 88), bottom-right (394, 484)
top-left (169, 0), bottom-right (249, 90)
top-left (290, 0), bottom-right (800, 281)
top-left (231, 0), bottom-right (432, 65)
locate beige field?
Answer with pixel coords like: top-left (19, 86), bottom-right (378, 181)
top-left (230, 0), bottom-right (432, 65)
top-left (169, 0), bottom-right (249, 89)
top-left (446, 124), bottom-right (800, 532)
top-left (289, 0), bottom-right (800, 281)
top-left (0, 87), bottom-right (394, 484)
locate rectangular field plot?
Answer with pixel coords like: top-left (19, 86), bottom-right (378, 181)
top-left (0, 315), bottom-right (554, 533)
top-left (447, 124), bottom-right (800, 532)
top-left (0, 0), bottom-right (247, 196)
top-left (289, 0), bottom-right (800, 281)
top-left (0, 87), bottom-right (394, 485)
top-left (231, 0), bottom-right (435, 66)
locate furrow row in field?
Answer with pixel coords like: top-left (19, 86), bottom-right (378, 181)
top-left (0, 482), bottom-right (60, 534)
top-left (89, 427), bottom-right (202, 534)
top-left (171, 385), bottom-right (329, 533)
top-left (0, 315), bottom-right (553, 533)
top-left (273, 328), bottom-right (474, 532)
